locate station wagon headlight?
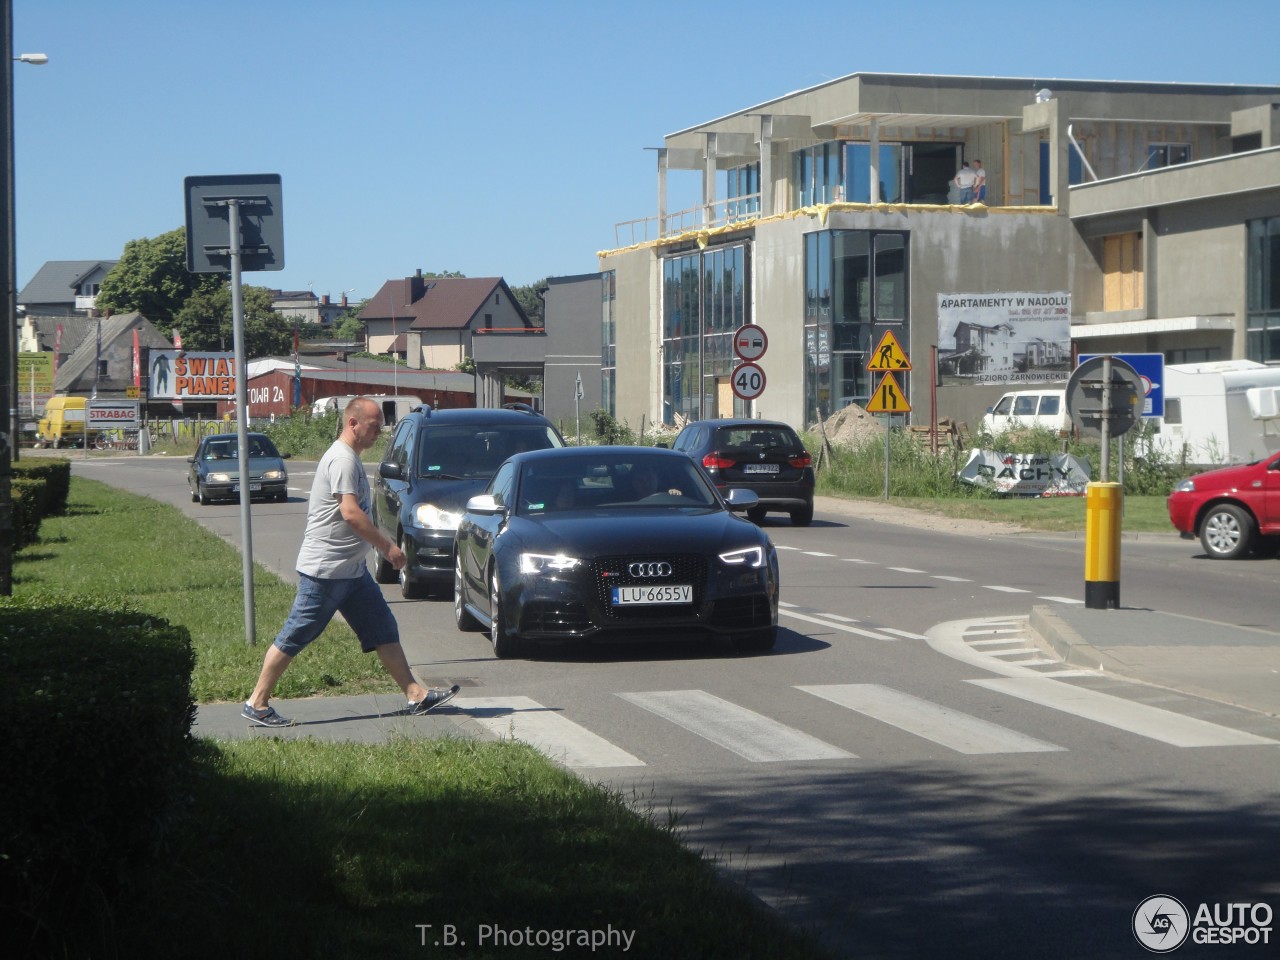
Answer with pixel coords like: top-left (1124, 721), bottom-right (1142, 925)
top-left (262, 469), bottom-right (285, 480)
top-left (413, 503), bottom-right (462, 530)
top-left (520, 552), bottom-right (582, 574)
top-left (1173, 479), bottom-right (1196, 493)
top-left (719, 545), bottom-right (765, 568)
top-left (208, 472), bottom-right (231, 483)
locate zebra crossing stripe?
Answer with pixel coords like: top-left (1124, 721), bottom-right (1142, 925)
top-left (618, 690), bottom-right (853, 762)
top-left (969, 678), bottom-right (1279, 748)
top-left (797, 684), bottom-right (1064, 754)
top-left (456, 696), bottom-right (644, 768)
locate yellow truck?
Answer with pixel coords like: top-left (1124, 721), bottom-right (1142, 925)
top-left (37, 395), bottom-right (102, 448)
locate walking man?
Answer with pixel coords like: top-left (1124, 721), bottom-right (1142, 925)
top-left (244, 396), bottom-right (458, 726)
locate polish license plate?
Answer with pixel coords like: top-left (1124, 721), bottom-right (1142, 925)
top-left (611, 584), bottom-right (692, 606)
top-left (743, 463), bottom-right (780, 474)
top-left (231, 482), bottom-right (263, 492)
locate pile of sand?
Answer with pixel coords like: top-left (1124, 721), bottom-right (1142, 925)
top-left (817, 402), bottom-right (883, 448)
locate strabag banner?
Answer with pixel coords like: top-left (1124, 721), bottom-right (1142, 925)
top-left (958, 449), bottom-right (1092, 497)
top-left (148, 351), bottom-right (236, 400)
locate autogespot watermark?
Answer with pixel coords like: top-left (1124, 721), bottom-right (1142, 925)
top-left (416, 923), bottom-right (636, 953)
top-left (1133, 895), bottom-right (1273, 952)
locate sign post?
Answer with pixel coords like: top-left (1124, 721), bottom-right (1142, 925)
top-left (1066, 355), bottom-right (1143, 610)
top-left (184, 174), bottom-right (284, 644)
top-left (866, 331), bottom-right (912, 499)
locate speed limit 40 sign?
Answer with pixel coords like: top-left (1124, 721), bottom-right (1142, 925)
top-left (731, 361), bottom-right (766, 401)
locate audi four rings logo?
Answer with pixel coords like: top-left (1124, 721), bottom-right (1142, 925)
top-left (628, 562), bottom-right (672, 578)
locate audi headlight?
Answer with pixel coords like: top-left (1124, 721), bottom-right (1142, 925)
top-left (208, 472), bottom-right (231, 483)
top-left (262, 469), bottom-right (285, 481)
top-left (1173, 479), bottom-right (1196, 494)
top-left (412, 503), bottom-right (462, 530)
top-left (520, 552), bottom-right (582, 574)
top-left (719, 545), bottom-right (765, 568)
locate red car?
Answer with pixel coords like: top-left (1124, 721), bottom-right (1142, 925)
top-left (1166, 452), bottom-right (1280, 559)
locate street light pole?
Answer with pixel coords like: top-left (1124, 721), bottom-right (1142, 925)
top-left (1, 0), bottom-right (48, 595)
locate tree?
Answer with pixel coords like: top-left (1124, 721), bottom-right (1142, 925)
top-left (95, 227), bottom-right (221, 329)
top-left (511, 279), bottom-right (547, 327)
top-left (332, 308), bottom-right (366, 343)
top-left (172, 284), bottom-right (294, 357)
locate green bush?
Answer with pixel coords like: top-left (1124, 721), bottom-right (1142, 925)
top-left (261, 408), bottom-right (340, 459)
top-left (588, 408), bottom-right (636, 445)
top-left (9, 476), bottom-right (45, 549)
top-left (13, 457), bottom-right (71, 515)
top-left (0, 594), bottom-right (196, 955)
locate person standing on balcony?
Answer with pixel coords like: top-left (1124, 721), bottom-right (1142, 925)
top-left (954, 162), bottom-right (977, 204)
top-left (972, 160), bottom-right (987, 203)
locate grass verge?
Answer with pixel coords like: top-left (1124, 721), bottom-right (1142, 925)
top-left (13, 479), bottom-right (836, 959)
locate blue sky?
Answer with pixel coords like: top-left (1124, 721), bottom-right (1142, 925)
top-left (13, 0), bottom-right (1280, 302)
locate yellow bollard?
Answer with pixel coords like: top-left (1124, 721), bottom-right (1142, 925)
top-left (1084, 481), bottom-right (1123, 609)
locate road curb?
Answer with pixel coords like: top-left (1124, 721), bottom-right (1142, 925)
top-left (1027, 604), bottom-right (1130, 674)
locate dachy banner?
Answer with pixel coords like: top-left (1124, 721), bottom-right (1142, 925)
top-left (958, 449), bottom-right (1092, 497)
top-left (937, 292), bottom-right (1072, 386)
top-left (148, 350), bottom-right (236, 400)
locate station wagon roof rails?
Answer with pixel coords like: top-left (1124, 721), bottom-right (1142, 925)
top-left (502, 402), bottom-right (538, 416)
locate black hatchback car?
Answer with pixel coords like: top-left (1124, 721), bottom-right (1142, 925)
top-left (671, 418), bottom-right (815, 526)
top-left (371, 404), bottom-right (564, 598)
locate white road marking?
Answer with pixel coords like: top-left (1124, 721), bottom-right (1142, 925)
top-left (798, 684), bottom-right (1063, 755)
top-left (1039, 596), bottom-right (1085, 605)
top-left (618, 690), bottom-right (853, 762)
top-left (456, 696), bottom-right (644, 768)
top-left (888, 567), bottom-right (927, 573)
top-left (932, 575), bottom-right (971, 582)
top-left (879, 627), bottom-right (930, 640)
top-left (841, 558), bottom-right (876, 564)
top-left (984, 585), bottom-right (1031, 594)
top-left (969, 678), bottom-right (1280, 748)
top-left (780, 609), bottom-right (897, 640)
top-left (804, 551), bottom-right (837, 557)
top-left (775, 545), bottom-right (802, 551)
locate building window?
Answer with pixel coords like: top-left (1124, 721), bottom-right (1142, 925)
top-left (1165, 347), bottom-right (1222, 365)
top-left (1103, 233), bottom-right (1144, 311)
top-left (1147, 143), bottom-right (1191, 168)
top-left (1247, 217), bottom-right (1280, 364)
top-left (726, 162), bottom-right (759, 219)
top-left (660, 242), bottom-right (750, 424)
top-left (804, 229), bottom-right (909, 425)
top-left (791, 142), bottom-right (841, 206)
top-left (601, 271), bottom-right (616, 416)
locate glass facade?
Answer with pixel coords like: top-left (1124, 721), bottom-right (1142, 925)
top-left (793, 141), bottom-right (961, 207)
top-left (661, 242), bottom-right (750, 424)
top-left (1247, 217), bottom-right (1280, 364)
top-left (804, 229), bottom-right (909, 424)
top-left (601, 270), bottom-right (617, 415)
top-left (726, 162), bottom-right (760, 219)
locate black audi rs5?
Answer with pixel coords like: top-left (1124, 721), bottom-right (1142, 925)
top-left (453, 446), bottom-right (780, 659)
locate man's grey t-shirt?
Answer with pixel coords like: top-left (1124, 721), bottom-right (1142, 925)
top-left (296, 439), bottom-right (371, 579)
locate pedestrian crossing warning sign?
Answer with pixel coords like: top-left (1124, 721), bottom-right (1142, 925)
top-left (865, 372), bottom-right (911, 413)
top-left (867, 330), bottom-right (911, 371)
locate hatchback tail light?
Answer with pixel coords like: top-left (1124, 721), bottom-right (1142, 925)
top-left (702, 453), bottom-right (736, 470)
top-left (788, 452), bottom-right (812, 468)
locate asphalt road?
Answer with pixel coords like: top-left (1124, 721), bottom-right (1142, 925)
top-left (70, 454), bottom-right (1280, 959)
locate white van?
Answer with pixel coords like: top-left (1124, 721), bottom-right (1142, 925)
top-left (982, 389), bottom-right (1070, 435)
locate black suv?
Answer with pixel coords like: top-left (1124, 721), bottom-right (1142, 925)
top-left (372, 404), bottom-right (564, 598)
top-left (671, 418), bottom-right (815, 526)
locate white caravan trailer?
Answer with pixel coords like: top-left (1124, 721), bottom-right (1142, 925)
top-left (1152, 360), bottom-right (1280, 466)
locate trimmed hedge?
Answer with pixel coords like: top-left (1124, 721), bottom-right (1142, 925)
top-left (9, 477), bottom-right (45, 549)
top-left (0, 594), bottom-right (196, 956)
top-left (13, 457), bottom-right (71, 515)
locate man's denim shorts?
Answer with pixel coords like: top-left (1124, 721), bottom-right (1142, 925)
top-left (273, 569), bottom-right (399, 656)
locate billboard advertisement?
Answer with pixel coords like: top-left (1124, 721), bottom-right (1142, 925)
top-left (937, 292), bottom-right (1072, 387)
top-left (148, 351), bottom-right (237, 400)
